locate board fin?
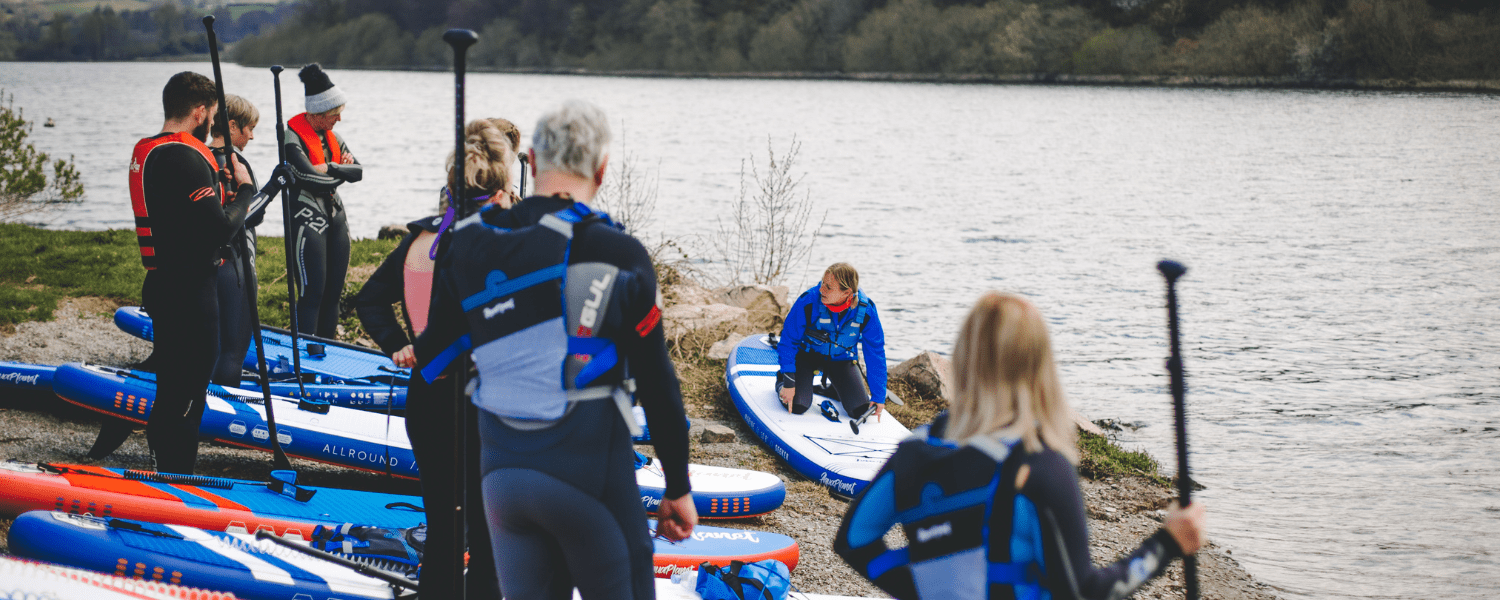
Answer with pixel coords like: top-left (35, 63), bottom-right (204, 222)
top-left (86, 417), bottom-right (136, 459)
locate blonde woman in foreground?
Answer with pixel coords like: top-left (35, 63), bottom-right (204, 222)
top-left (834, 291), bottom-right (1206, 599)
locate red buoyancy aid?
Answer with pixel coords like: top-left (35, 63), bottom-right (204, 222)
top-left (287, 113), bottom-right (341, 166)
top-left (128, 131), bottom-right (219, 270)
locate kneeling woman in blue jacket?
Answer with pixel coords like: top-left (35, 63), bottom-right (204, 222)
top-left (776, 262), bottom-right (886, 421)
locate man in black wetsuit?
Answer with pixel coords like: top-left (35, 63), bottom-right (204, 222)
top-left (128, 72), bottom-right (255, 474)
top-left (415, 100), bottom-right (695, 599)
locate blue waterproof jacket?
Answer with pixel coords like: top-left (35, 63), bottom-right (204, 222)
top-left (777, 285), bottom-right (887, 402)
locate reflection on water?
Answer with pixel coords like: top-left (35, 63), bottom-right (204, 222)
top-left (5, 62), bottom-right (1499, 599)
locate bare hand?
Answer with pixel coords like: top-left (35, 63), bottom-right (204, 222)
top-left (779, 386), bottom-right (794, 412)
top-left (391, 345), bottom-right (415, 369)
top-left (655, 493), bottom-right (697, 542)
top-left (340, 153), bottom-right (355, 164)
top-left (1164, 500), bottom-right (1206, 555)
top-left (871, 402), bottom-right (884, 422)
top-left (230, 156), bottom-right (252, 187)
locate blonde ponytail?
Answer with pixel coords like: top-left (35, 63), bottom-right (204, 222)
top-left (446, 118), bottom-right (520, 209)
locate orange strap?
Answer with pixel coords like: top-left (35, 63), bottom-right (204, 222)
top-left (288, 113), bottom-right (342, 165)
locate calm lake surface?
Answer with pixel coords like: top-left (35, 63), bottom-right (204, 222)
top-left (4, 62), bottom-right (1498, 598)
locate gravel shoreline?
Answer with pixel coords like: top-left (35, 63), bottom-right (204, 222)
top-left (0, 299), bottom-right (1280, 599)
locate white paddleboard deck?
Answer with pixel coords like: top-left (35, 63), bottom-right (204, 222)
top-left (726, 335), bottom-right (910, 498)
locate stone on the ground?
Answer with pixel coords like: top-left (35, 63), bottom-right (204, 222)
top-left (664, 281), bottom-right (716, 307)
top-left (707, 334), bottom-right (752, 360)
top-left (700, 423), bottom-right (736, 443)
top-left (377, 224), bottom-right (406, 240)
top-left (714, 284), bottom-right (790, 331)
top-left (663, 303), bottom-right (748, 339)
top-left (892, 351), bottom-right (952, 399)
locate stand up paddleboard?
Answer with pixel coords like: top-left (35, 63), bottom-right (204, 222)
top-left (0, 554), bottom-right (237, 600)
top-left (0, 460), bottom-right (426, 540)
top-left (10, 511), bottom-right (407, 600)
top-left (116, 306), bottom-right (410, 387)
top-left (49, 363), bottom-right (786, 516)
top-left (9, 511), bottom-right (798, 590)
top-left (2, 360), bottom-right (403, 411)
top-left (0, 359), bottom-right (56, 390)
top-left (726, 335), bottom-right (911, 498)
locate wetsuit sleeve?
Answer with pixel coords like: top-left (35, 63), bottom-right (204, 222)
top-left (777, 290), bottom-right (812, 376)
top-left (833, 455), bottom-right (918, 598)
top-left (354, 232), bottom-right (418, 355)
top-left (598, 228), bottom-right (691, 499)
top-left (284, 140), bottom-right (345, 194)
top-left (324, 137), bottom-right (362, 182)
top-left (861, 301), bottom-right (888, 403)
top-left (1025, 450), bottom-right (1182, 600)
top-left (144, 145), bottom-right (252, 270)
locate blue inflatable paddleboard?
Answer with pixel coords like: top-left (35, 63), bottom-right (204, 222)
top-left (726, 335), bottom-right (911, 498)
top-left (115, 306), bottom-right (410, 386)
top-left (49, 363), bottom-right (785, 517)
top-left (0, 360), bottom-right (55, 390)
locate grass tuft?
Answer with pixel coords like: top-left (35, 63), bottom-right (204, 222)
top-left (1077, 430), bottom-right (1169, 486)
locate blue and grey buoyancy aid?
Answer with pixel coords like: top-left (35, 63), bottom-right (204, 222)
top-left (842, 420), bottom-right (1048, 600)
top-left (421, 202), bottom-right (641, 435)
top-left (802, 289), bottom-right (874, 360)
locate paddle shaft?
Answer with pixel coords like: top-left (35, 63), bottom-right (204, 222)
top-left (254, 530), bottom-right (420, 592)
top-left (204, 16), bottom-right (291, 471)
top-left (441, 28), bottom-right (478, 600)
top-left (1158, 259), bottom-right (1198, 600)
top-left (270, 66), bottom-right (314, 407)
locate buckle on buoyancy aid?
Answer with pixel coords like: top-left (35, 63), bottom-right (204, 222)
top-left (564, 381), bottom-right (643, 438)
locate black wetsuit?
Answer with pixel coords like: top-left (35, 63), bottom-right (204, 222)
top-left (130, 131), bottom-right (254, 475)
top-left (416, 196), bottom-right (691, 600)
top-left (210, 148), bottom-right (260, 386)
top-left (834, 414), bottom-right (1183, 600)
top-left (352, 212), bottom-right (501, 599)
top-left (283, 125), bottom-right (360, 338)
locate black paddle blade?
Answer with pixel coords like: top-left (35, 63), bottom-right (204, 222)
top-left (443, 28), bottom-right (478, 49)
top-left (1157, 259), bottom-right (1187, 282)
top-left (87, 417), bottom-right (136, 459)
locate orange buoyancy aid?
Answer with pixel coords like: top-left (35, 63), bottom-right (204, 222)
top-left (402, 230), bottom-right (439, 336)
top-left (288, 112), bottom-right (342, 166)
top-left (128, 131), bottom-right (220, 270)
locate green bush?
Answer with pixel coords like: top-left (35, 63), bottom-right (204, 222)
top-left (1072, 26), bottom-right (1164, 75)
top-left (1, 93), bottom-right (84, 223)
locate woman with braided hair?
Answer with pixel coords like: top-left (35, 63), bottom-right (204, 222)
top-left (352, 116), bottom-right (521, 600)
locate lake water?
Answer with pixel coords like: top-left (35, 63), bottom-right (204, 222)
top-left (3, 62), bottom-right (1498, 598)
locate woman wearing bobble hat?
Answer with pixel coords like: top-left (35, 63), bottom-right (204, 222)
top-left (284, 63), bottom-right (362, 338)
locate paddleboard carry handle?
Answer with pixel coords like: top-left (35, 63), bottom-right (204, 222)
top-left (268, 469), bottom-right (317, 502)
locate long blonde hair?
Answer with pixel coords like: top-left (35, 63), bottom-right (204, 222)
top-left (946, 292), bottom-right (1078, 463)
top-left (445, 118), bottom-right (519, 208)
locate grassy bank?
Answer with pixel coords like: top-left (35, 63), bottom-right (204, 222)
top-left (0, 223), bottom-right (397, 339)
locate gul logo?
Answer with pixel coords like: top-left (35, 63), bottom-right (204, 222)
top-left (0, 372), bottom-right (40, 386)
top-left (916, 522), bottom-right (952, 543)
top-left (579, 273), bottom-right (614, 329)
top-left (693, 530), bottom-right (760, 543)
top-left (819, 472), bottom-right (857, 495)
top-left (483, 298), bottom-right (516, 319)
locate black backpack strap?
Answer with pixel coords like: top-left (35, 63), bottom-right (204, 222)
top-left (724, 561), bottom-right (774, 600)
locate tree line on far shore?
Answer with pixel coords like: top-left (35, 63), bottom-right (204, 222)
top-left (0, 1), bottom-right (295, 61)
top-left (227, 0), bottom-right (1500, 82)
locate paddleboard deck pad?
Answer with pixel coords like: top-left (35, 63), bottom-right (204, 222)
top-left (0, 553), bottom-right (237, 600)
top-left (0, 460), bottom-right (426, 540)
top-left (116, 306), bottom-right (410, 387)
top-left (726, 335), bottom-right (911, 498)
top-left (9, 511), bottom-right (406, 600)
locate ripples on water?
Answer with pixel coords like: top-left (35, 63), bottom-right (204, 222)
top-left (4, 62), bottom-right (1498, 598)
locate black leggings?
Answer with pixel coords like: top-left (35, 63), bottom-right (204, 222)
top-left (478, 410), bottom-right (656, 600)
top-left (292, 196), bottom-right (349, 339)
top-left (211, 239), bottom-right (255, 386)
top-left (142, 269), bottom-right (218, 475)
top-left (788, 351), bottom-right (871, 417)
